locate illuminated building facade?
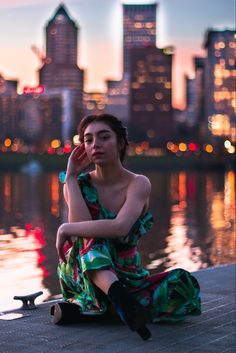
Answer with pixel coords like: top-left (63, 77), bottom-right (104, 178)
top-left (105, 77), bottom-right (130, 122)
top-left (0, 74), bottom-right (19, 141)
top-left (194, 57), bottom-right (206, 141)
top-left (182, 75), bottom-right (198, 134)
top-left (39, 4), bottom-right (84, 134)
top-left (83, 92), bottom-right (106, 116)
top-left (129, 45), bottom-right (174, 145)
top-left (106, 3), bottom-right (157, 123)
top-left (0, 74), bottom-right (63, 149)
top-left (123, 3), bottom-right (157, 75)
top-left (22, 94), bottom-right (63, 147)
top-left (204, 29), bottom-right (236, 143)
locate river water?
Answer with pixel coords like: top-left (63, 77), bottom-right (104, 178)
top-left (0, 169), bottom-right (235, 311)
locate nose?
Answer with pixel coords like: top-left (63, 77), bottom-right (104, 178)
top-left (92, 136), bottom-right (101, 149)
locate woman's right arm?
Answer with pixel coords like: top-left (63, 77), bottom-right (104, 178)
top-left (63, 176), bottom-right (92, 222)
top-left (63, 143), bottom-right (93, 222)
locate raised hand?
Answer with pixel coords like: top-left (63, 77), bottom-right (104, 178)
top-left (66, 143), bottom-right (94, 180)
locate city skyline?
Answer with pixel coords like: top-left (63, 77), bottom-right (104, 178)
top-left (0, 0), bottom-right (235, 109)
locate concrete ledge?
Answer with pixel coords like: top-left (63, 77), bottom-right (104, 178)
top-left (0, 263), bottom-right (235, 353)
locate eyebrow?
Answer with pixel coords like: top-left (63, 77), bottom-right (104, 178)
top-left (84, 129), bottom-right (112, 137)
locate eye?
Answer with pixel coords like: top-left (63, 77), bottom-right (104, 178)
top-left (84, 138), bottom-right (92, 144)
top-left (101, 135), bottom-right (110, 140)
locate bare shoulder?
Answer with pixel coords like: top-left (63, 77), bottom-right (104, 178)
top-left (127, 172), bottom-right (151, 194)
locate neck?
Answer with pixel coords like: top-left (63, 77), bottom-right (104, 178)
top-left (94, 160), bottom-right (125, 185)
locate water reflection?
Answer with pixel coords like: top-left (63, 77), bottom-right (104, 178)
top-left (0, 170), bottom-right (235, 311)
top-left (142, 170), bottom-right (235, 272)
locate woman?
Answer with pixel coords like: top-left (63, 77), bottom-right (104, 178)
top-left (52, 114), bottom-right (201, 340)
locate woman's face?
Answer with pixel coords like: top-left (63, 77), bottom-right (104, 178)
top-left (83, 121), bottom-right (121, 164)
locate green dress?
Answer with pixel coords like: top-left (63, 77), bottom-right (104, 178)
top-left (58, 172), bottom-right (201, 322)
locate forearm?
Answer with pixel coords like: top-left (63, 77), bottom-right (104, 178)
top-left (60, 218), bottom-right (125, 239)
top-left (64, 175), bottom-right (92, 222)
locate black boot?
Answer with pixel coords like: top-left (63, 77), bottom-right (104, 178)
top-left (50, 302), bottom-right (81, 325)
top-left (108, 281), bottom-right (151, 340)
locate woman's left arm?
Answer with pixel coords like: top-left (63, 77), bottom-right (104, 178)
top-left (56, 175), bottom-right (151, 262)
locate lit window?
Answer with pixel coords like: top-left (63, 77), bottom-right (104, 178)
top-left (87, 103), bottom-right (95, 110)
top-left (219, 41), bottom-right (225, 49)
top-left (145, 22), bottom-right (154, 29)
top-left (209, 114), bottom-right (230, 136)
top-left (138, 76), bottom-right (146, 83)
top-left (223, 70), bottom-right (230, 78)
top-left (157, 66), bottom-right (165, 73)
top-left (214, 78), bottom-right (223, 86)
top-left (156, 77), bottom-right (162, 83)
top-left (121, 88), bottom-right (129, 95)
top-left (155, 92), bottom-right (163, 100)
top-left (214, 68), bottom-right (223, 78)
top-left (134, 22), bottom-right (143, 29)
top-left (132, 82), bottom-right (140, 89)
top-left (164, 82), bottom-right (171, 89)
top-left (231, 99), bottom-right (236, 108)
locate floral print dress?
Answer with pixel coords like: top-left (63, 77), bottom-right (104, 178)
top-left (58, 172), bottom-right (201, 322)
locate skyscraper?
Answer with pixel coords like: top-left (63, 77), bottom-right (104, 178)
top-left (194, 57), bottom-right (206, 141)
top-left (0, 74), bottom-right (19, 141)
top-left (106, 2), bottom-right (158, 123)
top-left (203, 29), bottom-right (236, 143)
top-left (129, 45), bottom-right (174, 145)
top-left (123, 3), bottom-right (157, 75)
top-left (39, 4), bottom-right (84, 136)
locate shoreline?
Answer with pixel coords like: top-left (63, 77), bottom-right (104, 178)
top-left (0, 152), bottom-right (235, 171)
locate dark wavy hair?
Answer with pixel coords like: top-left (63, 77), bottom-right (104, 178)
top-left (78, 114), bottom-right (129, 164)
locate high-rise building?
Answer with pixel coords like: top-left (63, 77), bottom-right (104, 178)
top-left (129, 45), bottom-right (174, 146)
top-left (106, 2), bottom-right (158, 123)
top-left (184, 75), bottom-right (197, 128)
top-left (123, 3), bottom-right (157, 75)
top-left (0, 74), bottom-right (18, 94)
top-left (0, 74), bottom-right (19, 141)
top-left (194, 57), bottom-right (206, 141)
top-left (203, 29), bottom-right (236, 143)
top-left (105, 76), bottom-right (130, 121)
top-left (0, 71), bottom-right (63, 149)
top-left (39, 4), bottom-right (84, 137)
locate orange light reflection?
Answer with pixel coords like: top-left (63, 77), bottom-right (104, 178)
top-left (209, 171), bottom-right (236, 264)
top-left (50, 174), bottom-right (60, 217)
top-left (4, 174), bottom-right (11, 212)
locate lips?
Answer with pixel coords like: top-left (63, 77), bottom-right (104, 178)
top-left (92, 152), bottom-right (104, 157)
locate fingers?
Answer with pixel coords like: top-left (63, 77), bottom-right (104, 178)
top-left (72, 143), bottom-right (85, 162)
top-left (75, 150), bottom-right (87, 164)
top-left (56, 231), bottom-right (67, 264)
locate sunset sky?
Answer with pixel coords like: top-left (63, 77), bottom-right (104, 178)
top-left (0, 0), bottom-right (235, 109)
